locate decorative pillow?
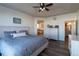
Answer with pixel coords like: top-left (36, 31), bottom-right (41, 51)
top-left (19, 30), bottom-right (28, 35)
top-left (11, 32), bottom-right (27, 38)
top-left (4, 31), bottom-right (16, 38)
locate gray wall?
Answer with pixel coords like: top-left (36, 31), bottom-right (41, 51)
top-left (0, 5), bottom-right (35, 35)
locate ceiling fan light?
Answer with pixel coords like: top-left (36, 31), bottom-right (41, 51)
top-left (40, 7), bottom-right (45, 11)
top-left (40, 8), bottom-right (43, 11)
top-left (41, 9), bottom-right (44, 11)
top-left (40, 8), bottom-right (42, 10)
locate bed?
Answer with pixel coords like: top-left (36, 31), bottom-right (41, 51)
top-left (0, 26), bottom-right (48, 56)
top-left (0, 35), bottom-right (48, 56)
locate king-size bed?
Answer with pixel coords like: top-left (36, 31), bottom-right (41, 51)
top-left (0, 35), bottom-right (48, 56)
top-left (0, 26), bottom-right (48, 56)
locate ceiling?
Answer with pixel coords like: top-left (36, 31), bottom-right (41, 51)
top-left (0, 3), bottom-right (79, 17)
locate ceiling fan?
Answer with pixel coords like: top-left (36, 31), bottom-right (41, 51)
top-left (33, 3), bottom-right (53, 12)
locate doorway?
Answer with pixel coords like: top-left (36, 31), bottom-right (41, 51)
top-left (37, 20), bottom-right (44, 36)
top-left (65, 20), bottom-right (76, 44)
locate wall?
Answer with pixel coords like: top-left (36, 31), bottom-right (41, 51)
top-left (77, 10), bottom-right (79, 35)
top-left (0, 5), bottom-right (35, 35)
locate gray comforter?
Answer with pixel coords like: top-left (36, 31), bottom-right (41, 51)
top-left (0, 36), bottom-right (48, 56)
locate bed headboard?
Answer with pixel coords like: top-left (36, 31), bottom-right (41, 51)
top-left (0, 26), bottom-right (29, 37)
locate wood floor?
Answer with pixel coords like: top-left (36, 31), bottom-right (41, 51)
top-left (38, 39), bottom-right (69, 56)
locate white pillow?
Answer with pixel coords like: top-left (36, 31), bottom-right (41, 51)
top-left (11, 32), bottom-right (28, 38)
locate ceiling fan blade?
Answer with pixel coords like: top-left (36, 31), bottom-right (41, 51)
top-left (42, 3), bottom-right (45, 6)
top-left (33, 6), bottom-right (40, 8)
top-left (40, 3), bottom-right (45, 7)
top-left (46, 3), bottom-right (53, 7)
top-left (45, 8), bottom-right (49, 11)
top-left (40, 3), bottom-right (42, 7)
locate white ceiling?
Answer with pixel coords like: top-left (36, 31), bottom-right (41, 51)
top-left (0, 3), bottom-right (79, 17)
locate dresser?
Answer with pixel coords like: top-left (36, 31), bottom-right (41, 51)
top-left (45, 28), bottom-right (59, 40)
top-left (68, 35), bottom-right (79, 56)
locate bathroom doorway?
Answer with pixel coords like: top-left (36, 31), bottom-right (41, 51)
top-left (37, 20), bottom-right (44, 36)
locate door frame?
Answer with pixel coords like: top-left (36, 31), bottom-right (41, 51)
top-left (64, 20), bottom-right (77, 40)
top-left (36, 20), bottom-right (44, 36)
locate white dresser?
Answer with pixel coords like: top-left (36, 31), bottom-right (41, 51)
top-left (45, 28), bottom-right (59, 40)
top-left (69, 35), bottom-right (79, 56)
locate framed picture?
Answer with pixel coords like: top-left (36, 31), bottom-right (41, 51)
top-left (13, 17), bottom-right (21, 24)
